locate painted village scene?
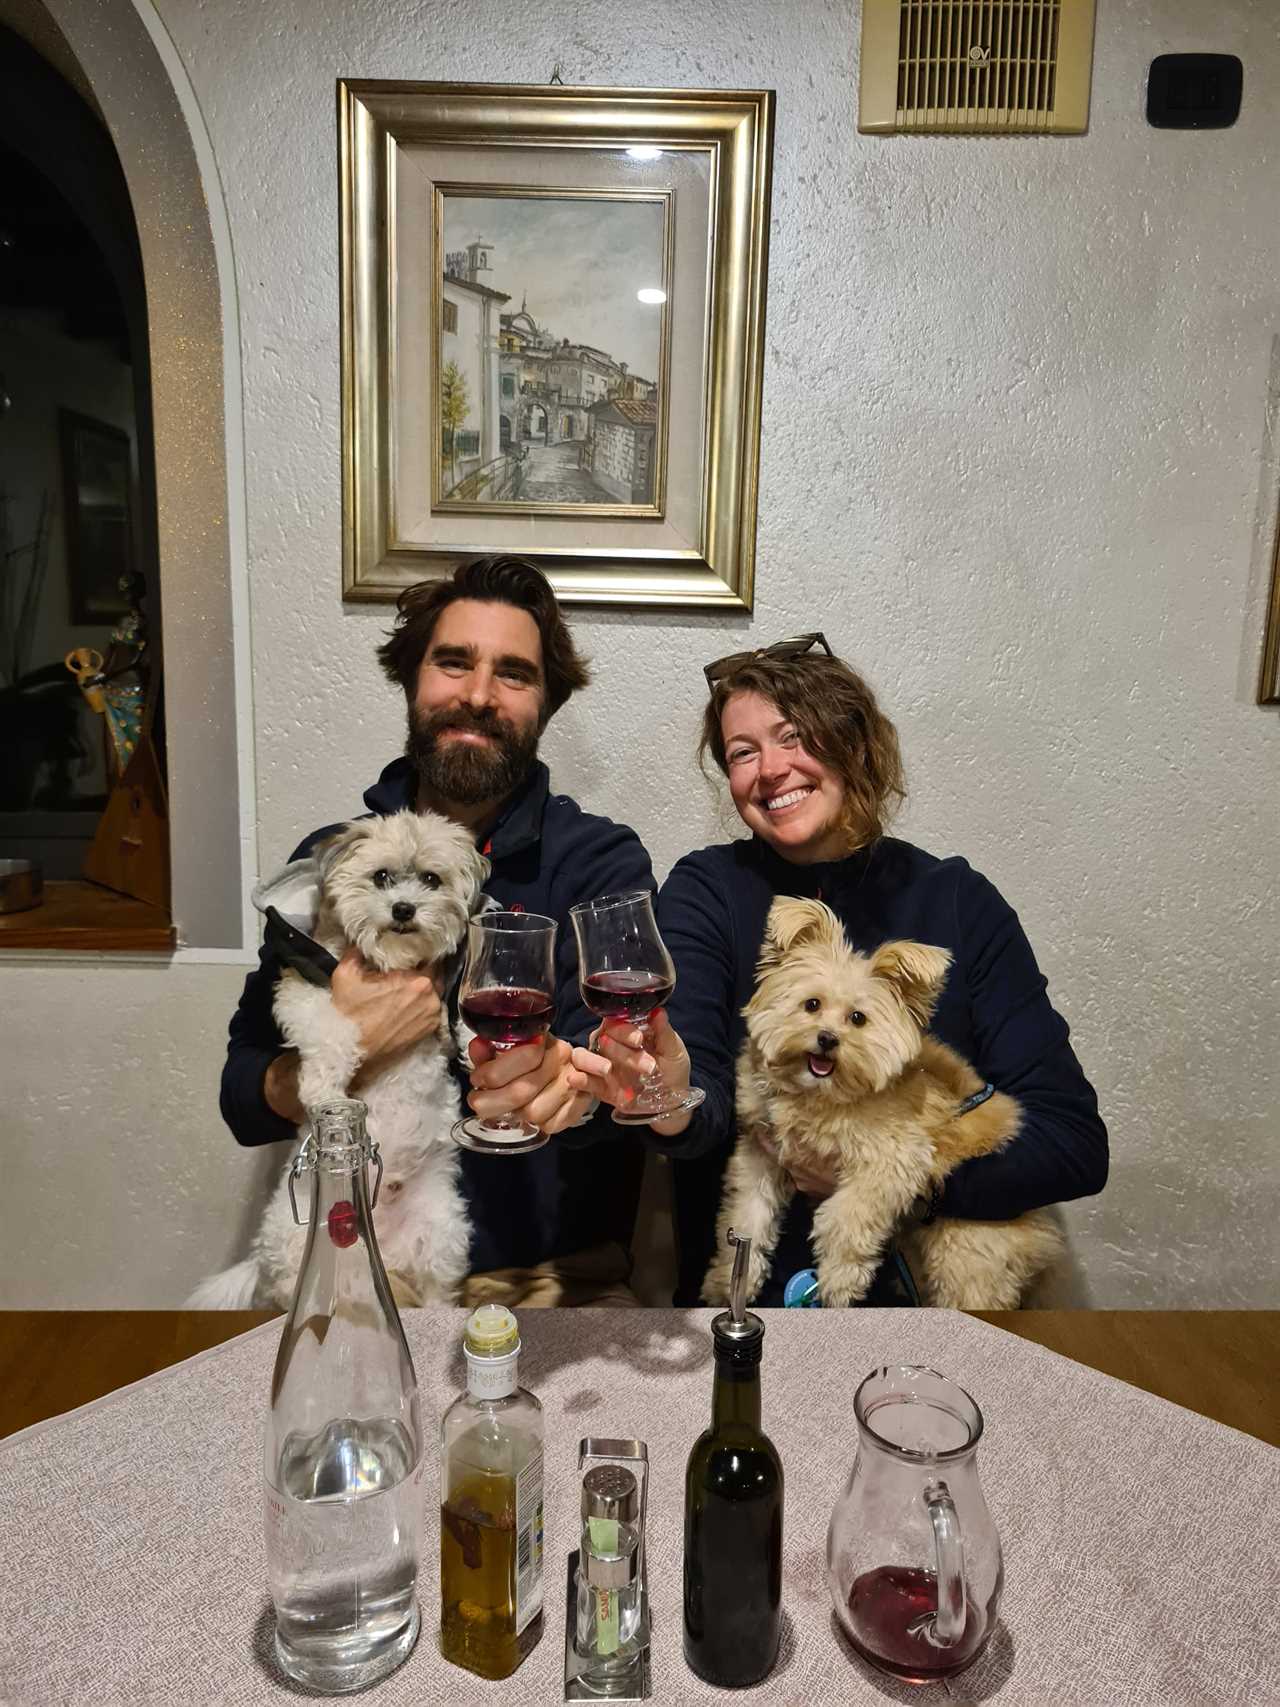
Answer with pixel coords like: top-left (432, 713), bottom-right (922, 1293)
top-left (437, 194), bottom-right (667, 512)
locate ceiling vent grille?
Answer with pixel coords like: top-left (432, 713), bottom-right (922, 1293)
top-left (859, 0), bottom-right (1096, 134)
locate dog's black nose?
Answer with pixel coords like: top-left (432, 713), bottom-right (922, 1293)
top-left (816, 1030), bottom-right (839, 1053)
top-left (391, 900), bottom-right (416, 923)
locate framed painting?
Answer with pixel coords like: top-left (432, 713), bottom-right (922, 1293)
top-left (339, 81), bottom-right (774, 610)
top-left (58, 410), bottom-right (133, 625)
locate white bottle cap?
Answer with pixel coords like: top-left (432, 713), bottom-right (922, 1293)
top-left (463, 1304), bottom-right (520, 1399)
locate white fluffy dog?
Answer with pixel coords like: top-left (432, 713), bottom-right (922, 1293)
top-left (190, 809), bottom-right (488, 1310)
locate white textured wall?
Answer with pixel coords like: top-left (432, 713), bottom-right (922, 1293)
top-left (3, 0), bottom-right (1277, 1307)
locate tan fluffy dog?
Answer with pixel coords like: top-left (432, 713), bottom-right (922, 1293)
top-left (703, 897), bottom-right (1063, 1309)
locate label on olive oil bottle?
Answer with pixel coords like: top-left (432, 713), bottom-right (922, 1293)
top-left (513, 1451), bottom-right (544, 1633)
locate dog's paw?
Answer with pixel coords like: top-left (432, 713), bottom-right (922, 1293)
top-left (386, 1268), bottom-right (425, 1309)
top-left (701, 1264), bottom-right (733, 1306)
top-left (818, 1260), bottom-right (879, 1309)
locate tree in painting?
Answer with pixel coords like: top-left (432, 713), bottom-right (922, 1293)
top-left (440, 360), bottom-right (470, 493)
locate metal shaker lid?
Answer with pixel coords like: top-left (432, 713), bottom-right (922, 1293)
top-left (582, 1464), bottom-right (638, 1523)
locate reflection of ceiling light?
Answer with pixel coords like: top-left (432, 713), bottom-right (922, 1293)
top-left (626, 146), bottom-right (662, 161)
top-left (636, 288), bottom-right (667, 305)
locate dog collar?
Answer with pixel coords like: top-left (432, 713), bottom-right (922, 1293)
top-left (956, 1081), bottom-right (996, 1116)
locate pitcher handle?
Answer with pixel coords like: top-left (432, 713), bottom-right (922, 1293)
top-left (922, 1478), bottom-right (965, 1648)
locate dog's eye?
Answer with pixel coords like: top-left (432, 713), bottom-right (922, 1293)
top-left (849, 1010), bottom-right (867, 1027)
top-left (803, 997), bottom-right (821, 1013)
top-left (371, 869), bottom-right (391, 889)
top-left (418, 870), bottom-right (441, 890)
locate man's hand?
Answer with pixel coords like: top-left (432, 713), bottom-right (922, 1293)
top-left (331, 949), bottom-right (446, 1079)
top-left (264, 1050), bottom-right (305, 1125)
top-left (467, 1033), bottom-right (601, 1136)
top-left (264, 952), bottom-right (446, 1120)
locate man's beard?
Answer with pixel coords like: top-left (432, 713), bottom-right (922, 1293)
top-left (406, 704), bottom-right (539, 807)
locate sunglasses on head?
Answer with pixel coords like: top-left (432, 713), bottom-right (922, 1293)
top-left (703, 631), bottom-right (833, 687)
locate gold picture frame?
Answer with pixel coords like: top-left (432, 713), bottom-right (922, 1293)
top-left (339, 80), bottom-right (774, 610)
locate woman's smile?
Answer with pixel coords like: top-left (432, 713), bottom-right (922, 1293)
top-left (761, 784), bottom-right (816, 815)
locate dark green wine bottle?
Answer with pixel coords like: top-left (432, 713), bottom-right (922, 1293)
top-left (682, 1232), bottom-right (783, 1686)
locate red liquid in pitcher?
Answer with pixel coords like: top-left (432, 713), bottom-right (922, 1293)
top-left (461, 987), bottom-right (553, 1044)
top-left (845, 1566), bottom-right (986, 1683)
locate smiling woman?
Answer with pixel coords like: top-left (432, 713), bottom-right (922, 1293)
top-left (583, 636), bottom-right (1109, 1308)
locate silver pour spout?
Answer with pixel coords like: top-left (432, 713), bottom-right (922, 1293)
top-left (712, 1228), bottom-right (763, 1348)
top-left (728, 1228), bottom-right (752, 1325)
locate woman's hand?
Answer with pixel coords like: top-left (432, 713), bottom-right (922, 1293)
top-left (567, 1008), bottom-right (697, 1137)
top-left (757, 1128), bottom-right (838, 1197)
top-left (466, 1033), bottom-right (599, 1136)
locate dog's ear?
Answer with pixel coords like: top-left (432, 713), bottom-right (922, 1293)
top-left (463, 846), bottom-right (491, 916)
top-left (756, 896), bottom-right (846, 975)
top-left (313, 819), bottom-right (373, 879)
top-left (869, 939), bottom-right (951, 1027)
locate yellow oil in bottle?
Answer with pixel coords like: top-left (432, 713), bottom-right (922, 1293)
top-left (440, 1453), bottom-right (542, 1680)
top-left (440, 1305), bottom-right (544, 1681)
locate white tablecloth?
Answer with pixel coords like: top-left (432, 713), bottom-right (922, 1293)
top-left (1, 1308), bottom-right (1276, 1705)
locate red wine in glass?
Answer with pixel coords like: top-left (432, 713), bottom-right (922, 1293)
top-left (451, 910), bottom-right (558, 1155)
top-left (581, 970), bottom-right (674, 1024)
top-left (460, 986), bottom-right (554, 1045)
top-left (845, 1566), bottom-right (985, 1683)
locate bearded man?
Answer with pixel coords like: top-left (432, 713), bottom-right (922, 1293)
top-left (219, 556), bottom-right (654, 1304)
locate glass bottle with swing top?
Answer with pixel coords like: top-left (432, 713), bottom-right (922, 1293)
top-left (263, 1099), bottom-right (423, 1694)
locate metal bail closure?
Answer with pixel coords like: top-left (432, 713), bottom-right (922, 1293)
top-left (287, 1132), bottom-right (384, 1225)
top-left (288, 1131), bottom-right (316, 1227)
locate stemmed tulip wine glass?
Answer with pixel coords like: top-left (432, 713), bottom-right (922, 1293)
top-left (451, 911), bottom-right (557, 1155)
top-left (570, 891), bottom-right (705, 1126)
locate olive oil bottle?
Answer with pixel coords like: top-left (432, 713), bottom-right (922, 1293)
top-left (683, 1231), bottom-right (783, 1686)
top-left (440, 1305), bottom-right (544, 1680)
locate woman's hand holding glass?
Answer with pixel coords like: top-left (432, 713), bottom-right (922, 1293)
top-left (568, 892), bottom-right (704, 1128)
top-left (567, 1005), bottom-right (699, 1135)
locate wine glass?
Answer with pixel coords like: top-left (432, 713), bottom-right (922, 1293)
top-left (570, 891), bottom-right (705, 1127)
top-left (452, 911), bottom-right (557, 1155)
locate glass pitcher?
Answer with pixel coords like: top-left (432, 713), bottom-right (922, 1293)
top-left (826, 1366), bottom-right (1002, 1684)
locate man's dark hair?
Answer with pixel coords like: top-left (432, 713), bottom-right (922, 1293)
top-left (376, 555), bottom-right (591, 723)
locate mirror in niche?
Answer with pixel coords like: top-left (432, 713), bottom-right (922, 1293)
top-left (0, 34), bottom-right (166, 914)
